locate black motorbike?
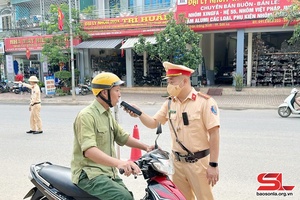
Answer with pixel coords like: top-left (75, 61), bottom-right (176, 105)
top-left (78, 84), bottom-right (92, 95)
top-left (0, 80), bottom-right (13, 93)
top-left (55, 80), bottom-right (65, 89)
top-left (12, 82), bottom-right (31, 94)
top-left (24, 124), bottom-right (185, 200)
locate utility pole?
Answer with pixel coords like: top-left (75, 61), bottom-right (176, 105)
top-left (69, 0), bottom-right (75, 101)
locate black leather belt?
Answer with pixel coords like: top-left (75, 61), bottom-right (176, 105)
top-left (173, 149), bottom-right (210, 163)
top-left (31, 102), bottom-right (41, 106)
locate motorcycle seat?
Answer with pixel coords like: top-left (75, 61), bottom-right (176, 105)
top-left (39, 164), bottom-right (96, 199)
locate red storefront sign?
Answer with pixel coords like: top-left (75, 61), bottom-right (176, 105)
top-left (82, 13), bottom-right (168, 38)
top-left (82, 13), bottom-right (168, 30)
top-left (4, 35), bottom-right (81, 52)
top-left (5, 1), bottom-right (295, 47)
top-left (176, 0), bottom-right (293, 31)
top-left (82, 0), bottom-right (294, 37)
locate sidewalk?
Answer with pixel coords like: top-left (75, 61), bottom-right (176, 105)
top-left (0, 86), bottom-right (291, 109)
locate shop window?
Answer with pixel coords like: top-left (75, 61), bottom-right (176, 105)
top-left (1, 15), bottom-right (11, 31)
top-left (129, 0), bottom-right (134, 8)
top-left (144, 0), bottom-right (171, 11)
top-left (109, 0), bottom-right (121, 18)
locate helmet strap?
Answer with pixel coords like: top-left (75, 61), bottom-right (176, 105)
top-left (99, 89), bottom-right (113, 107)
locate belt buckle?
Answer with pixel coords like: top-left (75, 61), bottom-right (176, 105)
top-left (185, 155), bottom-right (198, 163)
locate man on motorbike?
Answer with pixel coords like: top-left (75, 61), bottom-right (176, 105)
top-left (71, 72), bottom-right (153, 200)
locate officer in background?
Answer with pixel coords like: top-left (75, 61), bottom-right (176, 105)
top-left (21, 76), bottom-right (43, 134)
top-left (126, 61), bottom-right (220, 200)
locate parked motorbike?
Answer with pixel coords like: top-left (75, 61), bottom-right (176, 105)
top-left (278, 88), bottom-right (300, 118)
top-left (12, 82), bottom-right (31, 94)
top-left (78, 83), bottom-right (92, 95)
top-left (55, 80), bottom-right (66, 89)
top-left (0, 80), bottom-right (13, 93)
top-left (24, 124), bottom-right (185, 200)
top-left (135, 74), bottom-right (160, 86)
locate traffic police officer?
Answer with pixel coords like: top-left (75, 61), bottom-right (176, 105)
top-left (22, 76), bottom-right (43, 134)
top-left (127, 61), bottom-right (220, 200)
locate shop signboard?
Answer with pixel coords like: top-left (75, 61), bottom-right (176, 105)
top-left (0, 42), bottom-right (4, 54)
top-left (4, 35), bottom-right (81, 52)
top-left (42, 62), bottom-right (48, 75)
top-left (44, 76), bottom-right (56, 96)
top-left (176, 0), bottom-right (293, 31)
top-left (81, 0), bottom-right (293, 37)
top-left (82, 13), bottom-right (168, 37)
top-left (5, 55), bottom-right (13, 74)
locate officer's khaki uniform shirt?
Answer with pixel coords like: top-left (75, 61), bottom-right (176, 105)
top-left (71, 100), bottom-right (129, 184)
top-left (22, 83), bottom-right (41, 105)
top-left (153, 88), bottom-right (220, 154)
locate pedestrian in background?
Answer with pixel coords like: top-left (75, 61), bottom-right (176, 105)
top-left (126, 61), bottom-right (220, 200)
top-left (21, 76), bottom-right (43, 134)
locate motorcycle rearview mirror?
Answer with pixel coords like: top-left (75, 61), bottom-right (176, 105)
top-left (154, 123), bottom-right (162, 149)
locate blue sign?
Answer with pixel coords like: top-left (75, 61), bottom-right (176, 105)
top-left (44, 76), bottom-right (56, 95)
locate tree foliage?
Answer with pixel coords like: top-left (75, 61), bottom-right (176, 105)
top-left (41, 3), bottom-right (89, 66)
top-left (80, 5), bottom-right (97, 19)
top-left (269, 0), bottom-right (300, 44)
top-left (134, 13), bottom-right (202, 70)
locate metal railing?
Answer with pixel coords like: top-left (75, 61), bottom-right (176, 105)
top-left (1, 0), bottom-right (176, 33)
top-left (79, 2), bottom-right (176, 20)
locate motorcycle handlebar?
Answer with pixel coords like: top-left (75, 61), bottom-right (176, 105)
top-left (119, 168), bottom-right (125, 174)
top-left (119, 168), bottom-right (138, 179)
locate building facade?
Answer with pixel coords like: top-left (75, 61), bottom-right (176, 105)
top-left (1, 0), bottom-right (298, 88)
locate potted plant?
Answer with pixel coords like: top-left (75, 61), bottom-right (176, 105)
top-left (233, 73), bottom-right (243, 91)
top-left (54, 71), bottom-right (72, 93)
top-left (37, 81), bottom-right (45, 93)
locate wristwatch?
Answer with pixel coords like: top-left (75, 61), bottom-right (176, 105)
top-left (209, 162), bottom-right (218, 167)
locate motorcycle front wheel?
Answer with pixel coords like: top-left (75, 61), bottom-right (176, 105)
top-left (80, 89), bottom-right (87, 95)
top-left (0, 86), bottom-right (4, 93)
top-left (278, 106), bottom-right (291, 118)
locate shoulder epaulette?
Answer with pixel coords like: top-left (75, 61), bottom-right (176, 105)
top-left (198, 92), bottom-right (211, 99)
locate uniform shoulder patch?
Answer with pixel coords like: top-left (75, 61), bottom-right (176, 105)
top-left (198, 92), bottom-right (211, 99)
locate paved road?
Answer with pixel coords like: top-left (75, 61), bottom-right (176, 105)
top-left (0, 90), bottom-right (289, 110)
top-left (0, 87), bottom-right (298, 199)
top-left (0, 103), bottom-right (299, 200)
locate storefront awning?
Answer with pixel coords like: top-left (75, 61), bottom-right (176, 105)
top-left (75, 38), bottom-right (123, 49)
top-left (120, 36), bottom-right (156, 49)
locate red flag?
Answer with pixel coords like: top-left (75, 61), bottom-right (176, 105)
top-left (58, 7), bottom-right (64, 31)
top-left (26, 48), bottom-right (30, 59)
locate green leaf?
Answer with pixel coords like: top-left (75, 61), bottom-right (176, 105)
top-left (133, 12), bottom-right (202, 70)
top-left (268, 1), bottom-right (300, 44)
top-left (41, 3), bottom-right (90, 66)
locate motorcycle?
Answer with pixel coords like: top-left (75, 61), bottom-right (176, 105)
top-left (78, 79), bottom-right (92, 95)
top-left (24, 124), bottom-right (186, 200)
top-left (11, 82), bottom-right (31, 94)
top-left (55, 79), bottom-right (66, 89)
top-left (78, 84), bottom-right (92, 95)
top-left (0, 80), bottom-right (13, 93)
top-left (278, 88), bottom-right (300, 118)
